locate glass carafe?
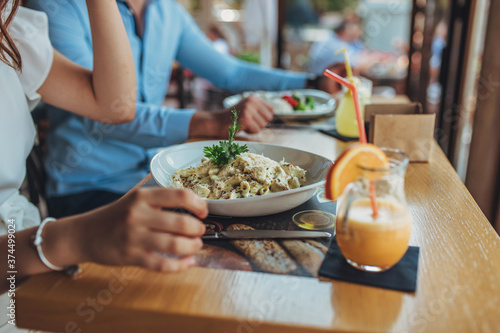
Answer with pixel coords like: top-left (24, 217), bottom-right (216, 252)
top-left (336, 148), bottom-right (412, 272)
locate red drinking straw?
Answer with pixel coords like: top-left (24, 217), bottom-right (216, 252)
top-left (323, 69), bottom-right (367, 143)
top-left (323, 69), bottom-right (379, 217)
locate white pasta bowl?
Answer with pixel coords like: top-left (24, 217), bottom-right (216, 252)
top-left (150, 141), bottom-right (332, 217)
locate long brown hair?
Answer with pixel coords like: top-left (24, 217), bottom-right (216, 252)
top-left (0, 0), bottom-right (22, 70)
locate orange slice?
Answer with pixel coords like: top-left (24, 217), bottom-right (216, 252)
top-left (325, 143), bottom-right (390, 201)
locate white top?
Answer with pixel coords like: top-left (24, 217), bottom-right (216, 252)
top-left (0, 7), bottom-right (53, 235)
top-left (0, 7), bottom-right (52, 323)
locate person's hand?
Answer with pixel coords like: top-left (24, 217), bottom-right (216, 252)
top-left (231, 95), bottom-right (274, 133)
top-left (189, 95), bottom-right (274, 138)
top-left (73, 188), bottom-right (208, 272)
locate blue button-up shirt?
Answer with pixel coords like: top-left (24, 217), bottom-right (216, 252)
top-left (27, 0), bottom-right (308, 197)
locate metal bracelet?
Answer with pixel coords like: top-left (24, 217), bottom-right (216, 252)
top-left (33, 217), bottom-right (65, 271)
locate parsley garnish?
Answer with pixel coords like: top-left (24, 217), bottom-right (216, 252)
top-left (203, 108), bottom-right (249, 166)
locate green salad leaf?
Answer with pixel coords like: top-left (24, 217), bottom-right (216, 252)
top-left (203, 108), bottom-right (249, 166)
top-left (291, 93), bottom-right (315, 111)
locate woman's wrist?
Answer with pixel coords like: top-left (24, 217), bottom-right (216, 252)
top-left (40, 216), bottom-right (89, 268)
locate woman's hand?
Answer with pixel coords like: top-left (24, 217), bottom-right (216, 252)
top-left (1, 189), bottom-right (207, 292)
top-left (82, 188), bottom-right (208, 272)
top-left (0, 188), bottom-right (207, 292)
top-left (48, 188), bottom-right (208, 273)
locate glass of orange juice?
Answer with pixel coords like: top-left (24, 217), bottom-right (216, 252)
top-left (336, 148), bottom-right (412, 272)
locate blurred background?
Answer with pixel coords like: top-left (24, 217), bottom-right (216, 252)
top-left (166, 0), bottom-right (498, 232)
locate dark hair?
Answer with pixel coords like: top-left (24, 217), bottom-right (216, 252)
top-left (0, 0), bottom-right (22, 70)
top-left (334, 21), bottom-right (348, 34)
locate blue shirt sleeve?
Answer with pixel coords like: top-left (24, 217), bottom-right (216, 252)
top-left (27, 0), bottom-right (194, 148)
top-left (83, 105), bottom-right (195, 148)
top-left (174, 4), bottom-right (308, 93)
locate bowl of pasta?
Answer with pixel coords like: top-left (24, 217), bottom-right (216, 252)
top-left (150, 141), bottom-right (332, 217)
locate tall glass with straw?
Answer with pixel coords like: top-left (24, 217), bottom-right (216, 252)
top-left (334, 48), bottom-right (365, 138)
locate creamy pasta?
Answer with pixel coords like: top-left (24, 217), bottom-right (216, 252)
top-left (171, 153), bottom-right (307, 199)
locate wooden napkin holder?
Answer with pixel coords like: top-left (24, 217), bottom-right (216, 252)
top-left (365, 103), bottom-right (435, 162)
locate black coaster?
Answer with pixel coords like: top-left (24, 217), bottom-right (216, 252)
top-left (319, 121), bottom-right (370, 142)
top-left (319, 238), bottom-right (419, 292)
top-left (319, 129), bottom-right (359, 142)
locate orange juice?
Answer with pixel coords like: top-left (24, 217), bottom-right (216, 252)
top-left (336, 198), bottom-right (412, 270)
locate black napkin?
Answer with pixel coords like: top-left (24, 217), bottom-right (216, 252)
top-left (319, 129), bottom-right (359, 142)
top-left (319, 238), bottom-right (419, 292)
top-left (319, 122), bottom-right (370, 142)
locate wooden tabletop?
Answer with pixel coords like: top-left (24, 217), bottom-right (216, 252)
top-left (16, 128), bottom-right (500, 332)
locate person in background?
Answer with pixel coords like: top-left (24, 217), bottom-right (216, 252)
top-left (308, 14), bottom-right (365, 93)
top-left (27, 0), bottom-right (320, 218)
top-left (1, 0), bottom-right (207, 308)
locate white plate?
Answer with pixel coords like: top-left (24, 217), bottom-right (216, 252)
top-left (223, 89), bottom-right (336, 120)
top-left (150, 141), bottom-right (332, 217)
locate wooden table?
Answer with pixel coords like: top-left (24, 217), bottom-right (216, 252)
top-left (16, 128), bottom-right (500, 332)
